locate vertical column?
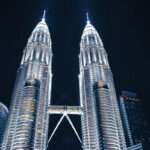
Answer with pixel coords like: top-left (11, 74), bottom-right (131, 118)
top-left (33, 66), bottom-right (50, 150)
top-left (95, 80), bottom-right (120, 149)
top-left (12, 79), bottom-right (39, 149)
top-left (80, 69), bottom-right (100, 150)
top-left (119, 96), bottom-right (134, 146)
top-left (2, 67), bottom-right (25, 150)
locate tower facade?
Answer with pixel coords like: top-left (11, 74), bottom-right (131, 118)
top-left (2, 12), bottom-right (53, 150)
top-left (0, 102), bottom-right (8, 147)
top-left (79, 15), bottom-right (127, 150)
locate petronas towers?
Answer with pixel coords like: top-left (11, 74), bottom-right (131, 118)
top-left (1, 11), bottom-right (127, 150)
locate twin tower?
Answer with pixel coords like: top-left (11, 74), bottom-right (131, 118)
top-left (2, 11), bottom-right (127, 150)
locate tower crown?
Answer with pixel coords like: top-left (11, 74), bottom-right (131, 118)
top-left (79, 14), bottom-right (109, 67)
top-left (27, 10), bottom-right (51, 45)
top-left (21, 11), bottom-right (52, 65)
top-left (81, 14), bottom-right (103, 47)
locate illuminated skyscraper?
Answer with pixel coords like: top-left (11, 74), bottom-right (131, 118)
top-left (0, 102), bottom-right (8, 147)
top-left (2, 11), bottom-right (53, 150)
top-left (79, 14), bottom-right (127, 150)
top-left (1, 11), bottom-right (130, 150)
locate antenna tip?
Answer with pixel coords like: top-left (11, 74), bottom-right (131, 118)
top-left (86, 12), bottom-right (90, 24)
top-left (42, 10), bottom-right (46, 21)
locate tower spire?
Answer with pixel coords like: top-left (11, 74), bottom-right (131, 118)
top-left (42, 10), bottom-right (46, 22)
top-left (86, 12), bottom-right (90, 24)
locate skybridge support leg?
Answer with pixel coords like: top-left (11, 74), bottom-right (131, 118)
top-left (47, 105), bottom-right (83, 148)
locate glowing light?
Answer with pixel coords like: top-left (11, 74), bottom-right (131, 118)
top-left (42, 10), bottom-right (46, 22)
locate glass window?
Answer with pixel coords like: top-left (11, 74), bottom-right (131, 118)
top-left (84, 37), bottom-right (87, 44)
top-left (88, 35), bottom-right (95, 44)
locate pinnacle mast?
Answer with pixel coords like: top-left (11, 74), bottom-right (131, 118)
top-left (86, 12), bottom-right (90, 24)
top-left (42, 10), bottom-right (46, 22)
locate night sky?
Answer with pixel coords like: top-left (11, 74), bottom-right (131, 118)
top-left (0, 0), bottom-right (149, 149)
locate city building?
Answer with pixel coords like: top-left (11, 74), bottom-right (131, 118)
top-left (0, 102), bottom-right (8, 147)
top-left (119, 90), bottom-right (150, 150)
top-left (2, 11), bottom-right (53, 149)
top-left (2, 11), bottom-right (132, 150)
top-left (78, 14), bottom-right (126, 149)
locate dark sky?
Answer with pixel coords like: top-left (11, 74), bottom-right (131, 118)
top-left (0, 0), bottom-right (149, 149)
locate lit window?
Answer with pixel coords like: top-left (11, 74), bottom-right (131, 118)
top-left (88, 35), bottom-right (95, 44)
